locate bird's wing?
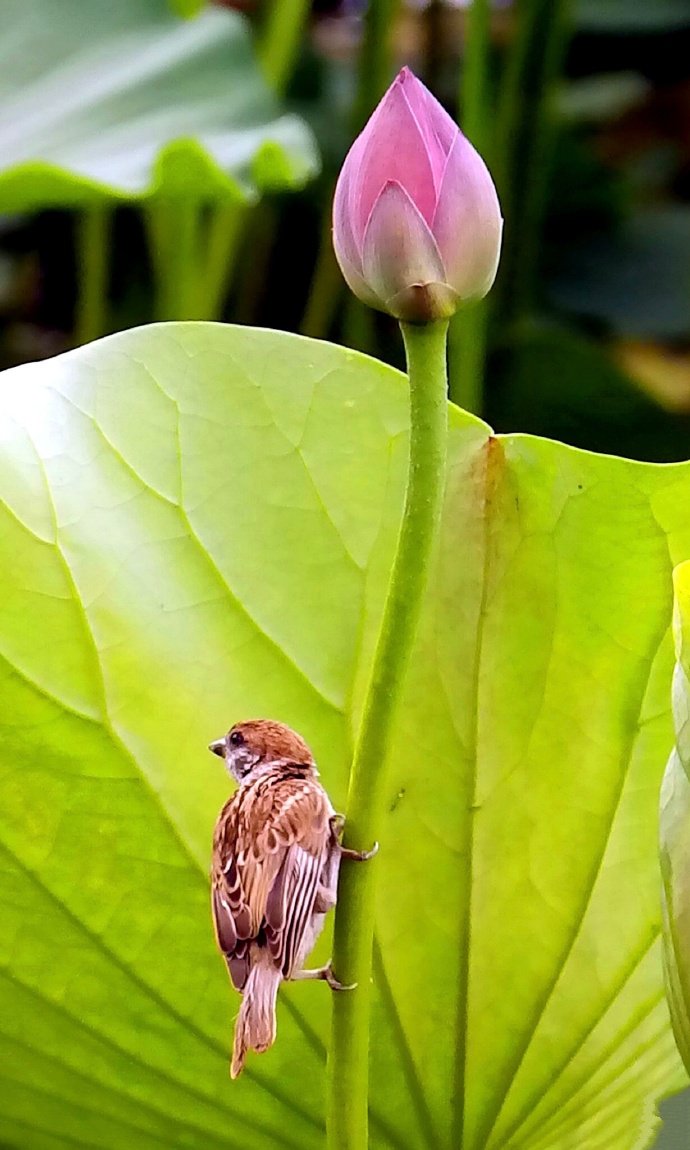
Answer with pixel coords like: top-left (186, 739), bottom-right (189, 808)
top-left (262, 780), bottom-right (333, 978)
top-left (212, 771), bottom-right (332, 987)
top-left (212, 789), bottom-right (260, 990)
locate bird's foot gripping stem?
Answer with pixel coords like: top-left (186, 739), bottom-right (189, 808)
top-left (293, 961), bottom-right (357, 992)
top-left (330, 814), bottom-right (379, 862)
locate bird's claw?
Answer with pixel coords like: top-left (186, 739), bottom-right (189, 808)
top-left (340, 840), bottom-right (379, 862)
top-left (322, 963), bottom-right (357, 992)
top-left (330, 816), bottom-right (379, 862)
top-left (295, 961), bottom-right (357, 992)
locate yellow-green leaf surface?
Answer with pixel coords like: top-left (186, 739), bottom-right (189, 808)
top-left (0, 323), bottom-right (687, 1150)
top-left (660, 561), bottom-right (690, 1074)
top-left (0, 0), bottom-right (317, 214)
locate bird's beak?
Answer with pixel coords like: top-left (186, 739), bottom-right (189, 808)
top-left (208, 738), bottom-right (226, 758)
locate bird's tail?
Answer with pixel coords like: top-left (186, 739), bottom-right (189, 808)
top-left (231, 956), bottom-right (281, 1078)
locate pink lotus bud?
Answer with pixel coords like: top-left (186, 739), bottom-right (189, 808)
top-left (333, 67), bottom-right (503, 324)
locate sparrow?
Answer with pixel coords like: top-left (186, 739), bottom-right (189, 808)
top-left (209, 718), bottom-right (377, 1078)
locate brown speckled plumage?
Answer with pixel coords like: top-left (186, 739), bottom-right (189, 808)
top-left (212, 764), bottom-right (335, 987)
top-left (210, 720), bottom-right (340, 1077)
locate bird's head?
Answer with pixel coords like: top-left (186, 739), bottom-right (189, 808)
top-left (209, 719), bottom-right (316, 784)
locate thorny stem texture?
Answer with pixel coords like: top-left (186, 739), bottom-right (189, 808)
top-left (327, 320), bottom-right (449, 1150)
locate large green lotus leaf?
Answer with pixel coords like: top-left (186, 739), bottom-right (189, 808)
top-left (0, 0), bottom-right (317, 213)
top-left (0, 323), bottom-right (688, 1150)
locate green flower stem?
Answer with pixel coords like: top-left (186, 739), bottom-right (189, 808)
top-left (74, 204), bottom-right (111, 346)
top-left (258, 0), bottom-right (311, 95)
top-left (199, 200), bottom-right (249, 320)
top-left (233, 200), bottom-right (279, 325)
top-left (300, 190), bottom-right (340, 339)
top-left (352, 0), bottom-right (403, 135)
top-left (300, 0), bottom-right (401, 340)
top-left (239, 0), bottom-right (309, 328)
top-left (450, 301), bottom-right (491, 414)
top-left (461, 0), bottom-right (491, 147)
top-left (147, 199), bottom-right (204, 321)
top-left (327, 319), bottom-right (449, 1150)
top-left (449, 0), bottom-right (492, 412)
top-left (342, 297), bottom-right (374, 357)
top-left (494, 0), bottom-right (572, 321)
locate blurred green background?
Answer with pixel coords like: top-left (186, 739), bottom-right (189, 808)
top-left (1, 0), bottom-right (690, 464)
top-left (2, 0), bottom-right (690, 467)
top-left (1, 0), bottom-right (689, 1144)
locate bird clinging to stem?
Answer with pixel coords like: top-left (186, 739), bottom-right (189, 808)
top-left (209, 718), bottom-right (377, 1078)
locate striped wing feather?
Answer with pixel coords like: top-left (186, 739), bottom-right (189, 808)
top-left (212, 768), bottom-right (332, 988)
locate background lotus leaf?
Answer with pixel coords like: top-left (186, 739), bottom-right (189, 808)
top-left (0, 0), bottom-right (317, 214)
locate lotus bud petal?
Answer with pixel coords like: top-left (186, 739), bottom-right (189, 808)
top-left (333, 67), bottom-right (503, 323)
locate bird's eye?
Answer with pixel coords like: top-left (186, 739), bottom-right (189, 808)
top-left (229, 730), bottom-right (244, 747)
